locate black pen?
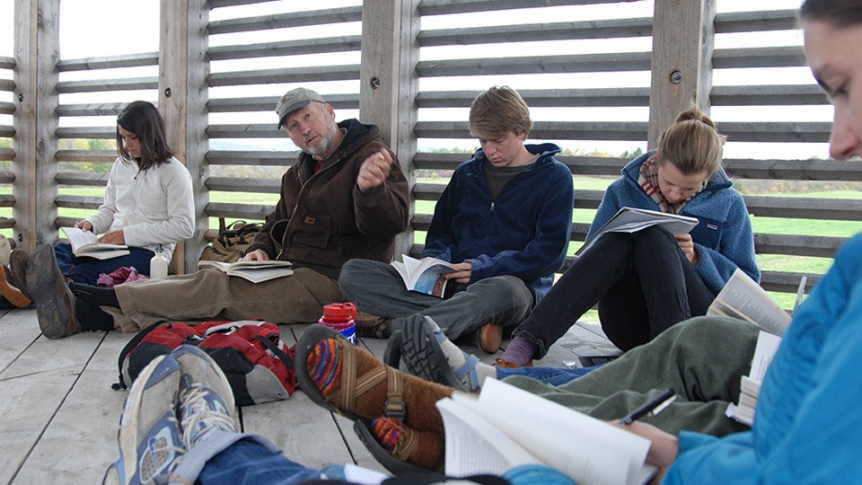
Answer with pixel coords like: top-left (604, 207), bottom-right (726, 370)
top-left (618, 388), bottom-right (677, 425)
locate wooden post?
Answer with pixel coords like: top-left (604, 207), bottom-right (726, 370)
top-left (13, 0), bottom-right (60, 249)
top-left (359, 0), bottom-right (421, 259)
top-left (648, 0), bottom-right (714, 150)
top-left (160, 0), bottom-right (210, 273)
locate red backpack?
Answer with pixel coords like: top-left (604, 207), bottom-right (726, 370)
top-left (113, 320), bottom-right (295, 406)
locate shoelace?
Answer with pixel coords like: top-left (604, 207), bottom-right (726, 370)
top-left (179, 383), bottom-right (236, 450)
top-left (140, 414), bottom-right (185, 481)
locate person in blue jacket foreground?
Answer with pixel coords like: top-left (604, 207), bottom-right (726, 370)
top-left (499, 105), bottom-right (759, 366)
top-left (338, 86), bottom-right (574, 354)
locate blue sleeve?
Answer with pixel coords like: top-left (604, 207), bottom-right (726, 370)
top-left (468, 164), bottom-right (573, 282)
top-left (585, 179), bottom-right (630, 241)
top-left (694, 194), bottom-right (759, 293)
top-left (663, 235), bottom-right (862, 484)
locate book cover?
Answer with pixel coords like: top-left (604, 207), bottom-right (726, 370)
top-left (391, 255), bottom-right (455, 297)
top-left (576, 207), bottom-right (699, 257)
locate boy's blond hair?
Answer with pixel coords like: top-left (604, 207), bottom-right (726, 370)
top-left (469, 86), bottom-right (533, 139)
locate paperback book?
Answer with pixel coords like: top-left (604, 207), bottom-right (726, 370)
top-left (60, 227), bottom-right (130, 260)
top-left (198, 259), bottom-right (294, 284)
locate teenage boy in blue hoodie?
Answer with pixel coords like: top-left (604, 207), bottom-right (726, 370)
top-left (338, 86), bottom-right (574, 354)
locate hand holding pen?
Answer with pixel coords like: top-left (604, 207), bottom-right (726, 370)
top-left (619, 388), bottom-right (677, 425)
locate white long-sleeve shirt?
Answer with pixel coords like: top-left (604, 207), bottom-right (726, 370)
top-left (84, 156), bottom-right (195, 261)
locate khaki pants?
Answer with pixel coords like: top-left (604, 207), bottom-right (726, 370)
top-left (505, 316), bottom-right (760, 437)
top-left (113, 267), bottom-right (344, 332)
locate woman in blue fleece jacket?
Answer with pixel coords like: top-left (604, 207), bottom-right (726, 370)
top-left (503, 106), bottom-right (759, 364)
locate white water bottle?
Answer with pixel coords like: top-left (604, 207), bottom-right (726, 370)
top-left (150, 244), bottom-right (169, 280)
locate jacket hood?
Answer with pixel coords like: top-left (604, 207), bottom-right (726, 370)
top-left (470, 143), bottom-right (562, 169)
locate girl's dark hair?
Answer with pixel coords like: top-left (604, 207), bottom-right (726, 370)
top-left (800, 0), bottom-right (862, 28)
top-left (116, 101), bottom-right (174, 170)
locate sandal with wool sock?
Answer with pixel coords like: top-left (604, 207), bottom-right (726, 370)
top-left (354, 418), bottom-right (445, 474)
top-left (295, 324), bottom-right (452, 434)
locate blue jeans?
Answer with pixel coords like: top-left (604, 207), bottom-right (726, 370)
top-left (198, 439), bottom-right (349, 485)
top-left (339, 259), bottom-right (533, 341)
top-left (513, 226), bottom-right (716, 356)
top-left (497, 365), bottom-right (597, 386)
top-left (54, 242), bottom-right (155, 285)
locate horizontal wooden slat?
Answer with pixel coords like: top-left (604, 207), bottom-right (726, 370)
top-left (416, 52), bottom-right (651, 78)
top-left (206, 177), bottom-right (280, 193)
top-left (0, 171), bottom-right (15, 184)
top-left (56, 53), bottom-right (159, 72)
top-left (55, 195), bottom-right (102, 210)
top-left (0, 56), bottom-right (15, 70)
top-left (710, 84), bottom-right (829, 106)
top-left (55, 150), bottom-right (116, 162)
top-left (207, 150), bottom-right (297, 166)
top-left (0, 80), bottom-right (15, 93)
top-left (56, 78), bottom-right (159, 94)
top-left (713, 9), bottom-right (799, 33)
top-left (0, 217), bottom-right (15, 229)
top-left (207, 6), bottom-right (363, 35)
top-left (55, 172), bottom-right (109, 187)
top-left (207, 65), bottom-right (361, 87)
top-left (759, 271), bottom-right (822, 294)
top-left (417, 17), bottom-right (652, 47)
top-left (204, 202), bottom-right (272, 220)
top-left (56, 127), bottom-right (114, 140)
top-left (417, 88), bottom-right (649, 108)
top-left (0, 126), bottom-right (14, 138)
top-left (720, 121), bottom-right (831, 143)
top-left (207, 0), bottom-right (280, 9)
top-left (713, 46), bottom-right (807, 69)
top-left (206, 124), bottom-right (284, 139)
top-left (0, 101), bottom-right (14, 115)
top-left (56, 103), bottom-right (127, 117)
top-left (207, 93), bottom-right (358, 113)
top-left (415, 121), bottom-right (648, 141)
top-left (0, 148), bottom-right (14, 162)
top-left (417, 0), bottom-right (618, 16)
top-left (413, 152), bottom-right (862, 182)
top-left (753, 233), bottom-right (845, 258)
top-left (208, 36), bottom-right (361, 61)
top-left (0, 194), bottom-right (15, 207)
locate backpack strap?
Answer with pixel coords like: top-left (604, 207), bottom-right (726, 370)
top-left (111, 322), bottom-right (169, 391)
top-left (254, 334), bottom-right (294, 370)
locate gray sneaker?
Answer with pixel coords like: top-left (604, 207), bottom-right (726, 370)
top-left (171, 345), bottom-right (238, 450)
top-left (102, 355), bottom-right (184, 485)
top-left (26, 243), bottom-right (80, 339)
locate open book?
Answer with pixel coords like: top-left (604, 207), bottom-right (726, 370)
top-left (198, 260), bottom-right (294, 284)
top-left (60, 227), bottom-right (130, 260)
top-left (436, 379), bottom-right (657, 485)
top-left (576, 207), bottom-right (698, 256)
top-left (708, 269), bottom-right (795, 425)
top-left (391, 255), bottom-right (454, 297)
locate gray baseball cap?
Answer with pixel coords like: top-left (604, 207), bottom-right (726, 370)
top-left (275, 87), bottom-right (326, 129)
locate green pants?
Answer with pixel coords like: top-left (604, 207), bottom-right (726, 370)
top-left (504, 316), bottom-right (759, 436)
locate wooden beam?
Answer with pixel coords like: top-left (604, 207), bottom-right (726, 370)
top-left (160, 0), bottom-right (210, 273)
top-left (14, 0), bottom-right (60, 249)
top-left (359, 0), bottom-right (421, 258)
top-left (648, 0), bottom-right (712, 149)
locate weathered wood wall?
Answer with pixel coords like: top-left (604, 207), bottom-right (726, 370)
top-left (1, 0), bottom-right (859, 296)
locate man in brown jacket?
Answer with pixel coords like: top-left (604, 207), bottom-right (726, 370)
top-left (29, 88), bottom-right (410, 338)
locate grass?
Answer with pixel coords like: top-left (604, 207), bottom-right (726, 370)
top-left (3, 177), bottom-right (855, 310)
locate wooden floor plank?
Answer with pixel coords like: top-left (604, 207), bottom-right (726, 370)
top-left (13, 330), bottom-right (130, 485)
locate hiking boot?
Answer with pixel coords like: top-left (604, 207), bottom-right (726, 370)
top-left (0, 265), bottom-right (31, 308)
top-left (26, 243), bottom-right (80, 339)
top-left (171, 345), bottom-right (238, 450)
top-left (475, 323), bottom-right (503, 354)
top-left (9, 248), bottom-right (31, 301)
top-left (354, 311), bottom-right (391, 339)
top-left (102, 355), bottom-right (184, 485)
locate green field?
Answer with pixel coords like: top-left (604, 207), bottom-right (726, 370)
top-left (4, 176), bottom-right (858, 311)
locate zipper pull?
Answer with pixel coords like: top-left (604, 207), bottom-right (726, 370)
top-left (490, 201), bottom-right (495, 212)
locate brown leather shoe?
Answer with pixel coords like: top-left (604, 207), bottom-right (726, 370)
top-left (354, 310), bottom-right (390, 339)
top-left (0, 265), bottom-right (31, 307)
top-left (9, 248), bottom-right (30, 300)
top-left (26, 244), bottom-right (80, 339)
top-left (493, 357), bottom-right (533, 368)
top-left (475, 323), bottom-right (502, 354)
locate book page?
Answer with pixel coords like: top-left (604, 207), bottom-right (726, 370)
top-left (61, 227), bottom-right (99, 250)
top-left (707, 269), bottom-right (791, 335)
top-left (577, 207), bottom-right (698, 256)
top-left (471, 380), bottom-right (652, 485)
top-left (437, 396), bottom-right (540, 477)
top-left (749, 330), bottom-right (782, 383)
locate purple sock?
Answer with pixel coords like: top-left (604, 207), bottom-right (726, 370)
top-left (502, 337), bottom-right (538, 366)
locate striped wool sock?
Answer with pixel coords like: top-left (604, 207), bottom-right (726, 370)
top-left (308, 339), bottom-right (342, 397)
